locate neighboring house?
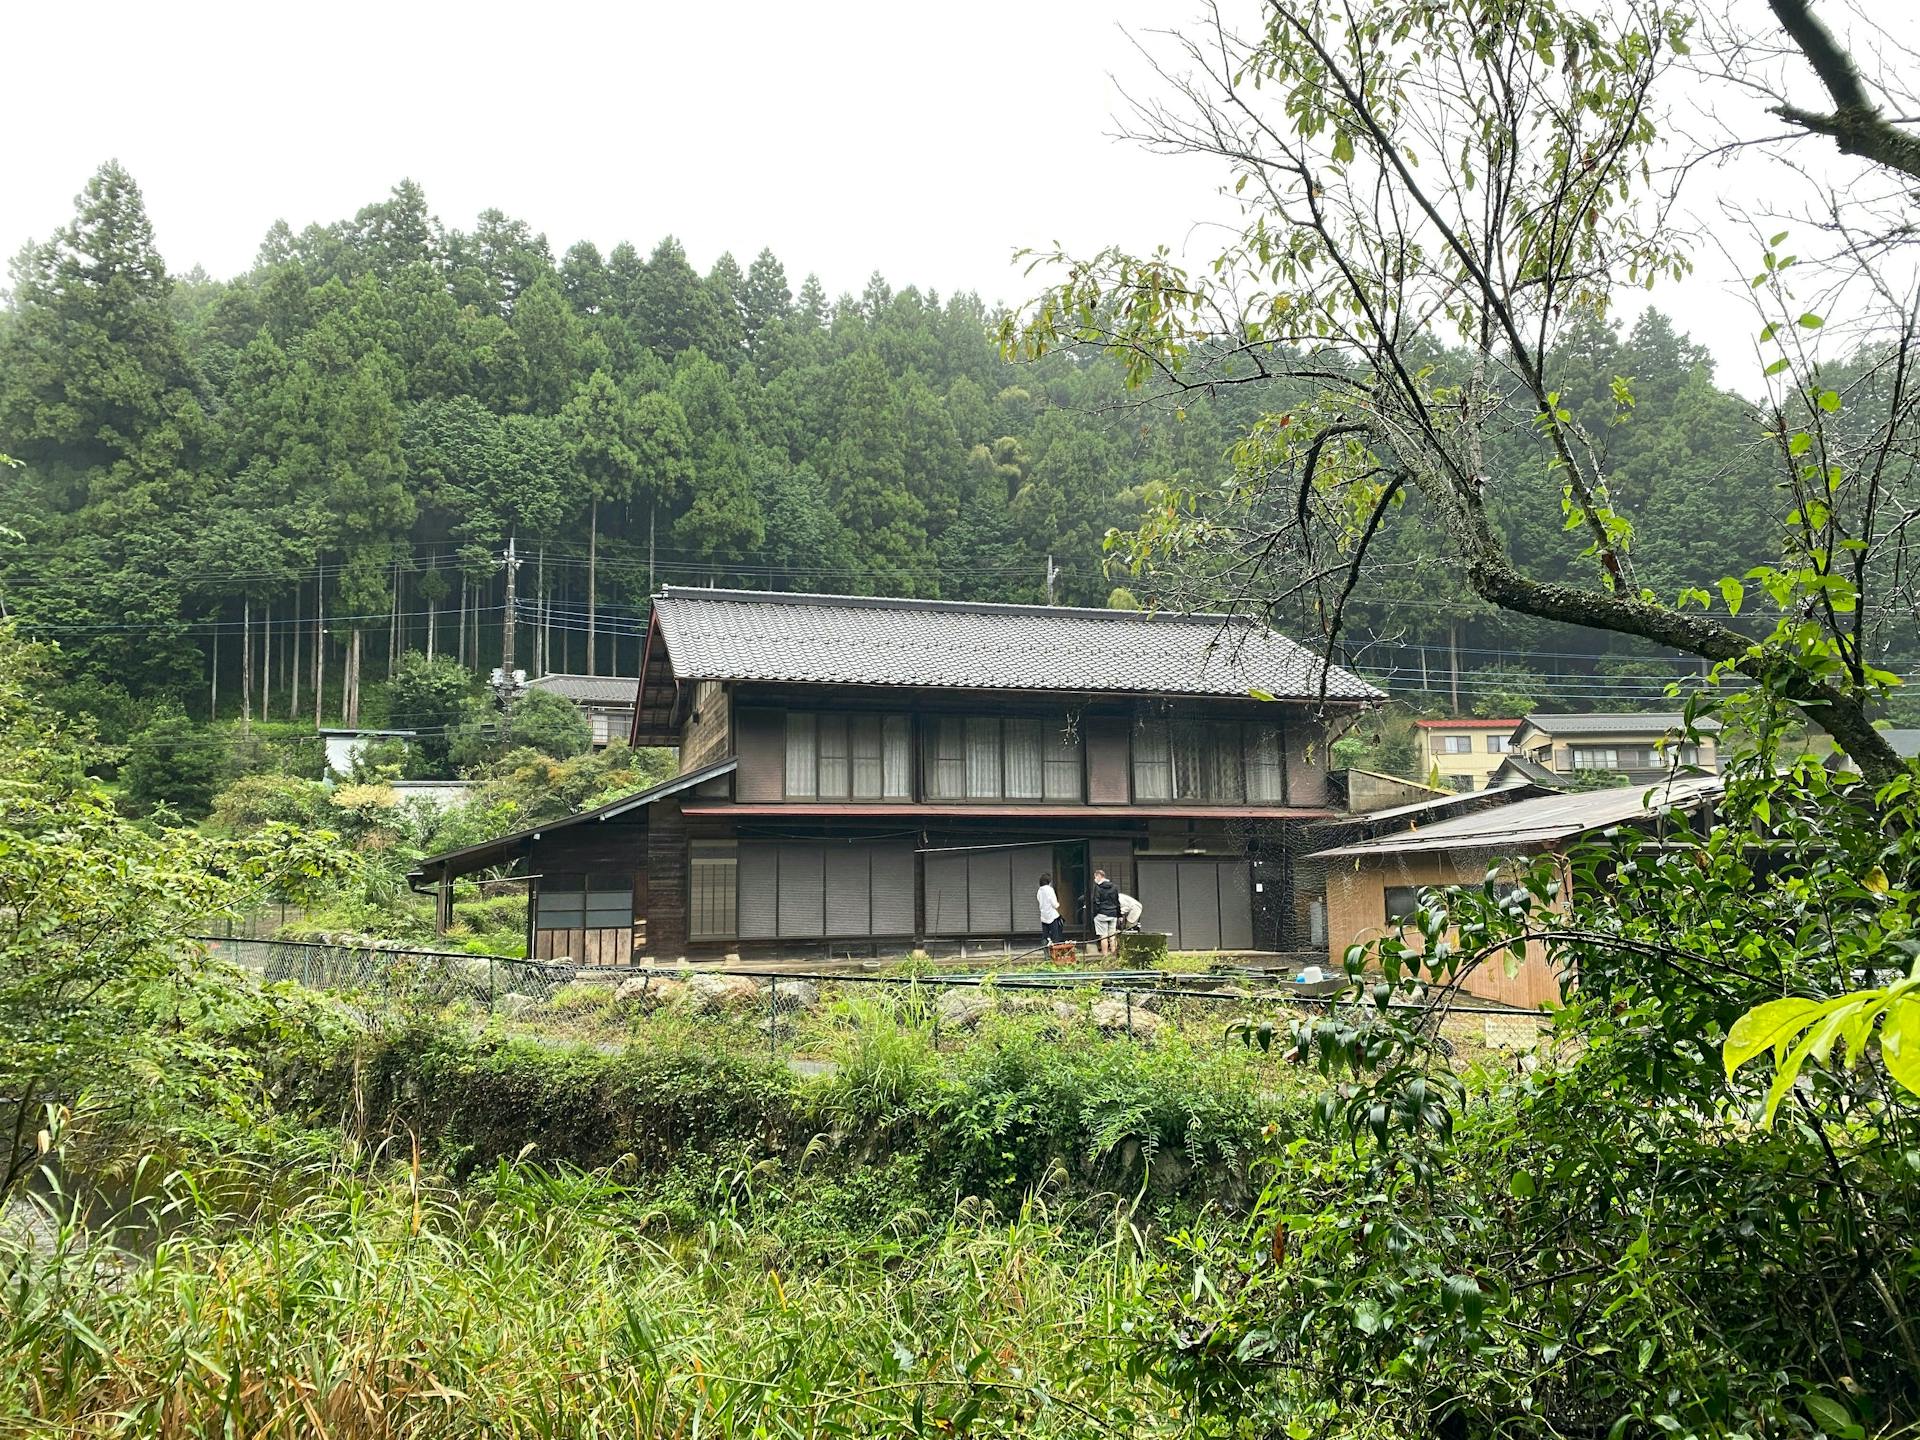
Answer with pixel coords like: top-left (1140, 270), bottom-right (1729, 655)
top-left (1819, 727), bottom-right (1920, 774)
top-left (389, 779), bottom-right (475, 811)
top-left (1305, 776), bottom-right (1721, 1008)
top-left (319, 728), bottom-right (416, 779)
top-left (525, 673), bottom-right (638, 746)
top-left (1506, 712), bottom-right (1720, 784)
top-left (411, 586), bottom-right (1383, 962)
top-left (1415, 717), bottom-right (1522, 791)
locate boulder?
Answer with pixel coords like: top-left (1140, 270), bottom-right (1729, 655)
top-left (685, 972), bottom-right (761, 1013)
top-left (496, 992), bottom-right (537, 1018)
top-left (615, 976), bottom-right (689, 1012)
top-left (644, 979), bottom-right (688, 1012)
top-left (1090, 997), bottom-right (1164, 1039)
top-left (935, 987), bottom-right (996, 1030)
top-left (773, 979), bottom-right (821, 1010)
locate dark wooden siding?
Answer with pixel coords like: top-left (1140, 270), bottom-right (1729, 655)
top-left (734, 708), bottom-right (785, 802)
top-left (1084, 714), bottom-right (1132, 804)
top-left (1288, 720), bottom-right (1330, 806)
top-left (644, 799), bottom-right (689, 955)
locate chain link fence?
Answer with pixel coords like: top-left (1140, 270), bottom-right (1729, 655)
top-left (195, 934), bottom-right (1554, 1063)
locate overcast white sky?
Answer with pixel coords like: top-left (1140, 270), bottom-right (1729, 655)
top-left (0, 0), bottom-right (1910, 389)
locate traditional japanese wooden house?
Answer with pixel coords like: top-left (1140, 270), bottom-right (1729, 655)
top-left (410, 587), bottom-right (1382, 961)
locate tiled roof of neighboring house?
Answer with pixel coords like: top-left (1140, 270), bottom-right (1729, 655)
top-left (1309, 775), bottom-right (1723, 859)
top-left (1414, 717), bottom-right (1522, 728)
top-left (1520, 711), bottom-right (1721, 735)
top-left (649, 587), bottom-right (1383, 702)
top-left (1490, 754), bottom-right (1568, 788)
top-left (526, 673), bottom-right (639, 705)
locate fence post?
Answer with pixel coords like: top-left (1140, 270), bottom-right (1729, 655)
top-left (1126, 989), bottom-right (1134, 1040)
top-left (489, 956), bottom-right (497, 1011)
top-left (767, 980), bottom-right (778, 1063)
top-left (931, 984), bottom-right (941, 1052)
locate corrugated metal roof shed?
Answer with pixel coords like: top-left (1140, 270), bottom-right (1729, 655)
top-left (650, 587), bottom-right (1383, 702)
top-left (1309, 775), bottom-right (1722, 859)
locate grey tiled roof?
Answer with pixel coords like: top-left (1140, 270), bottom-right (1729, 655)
top-left (1521, 711), bottom-right (1721, 736)
top-left (651, 588), bottom-right (1383, 702)
top-left (526, 673), bottom-right (639, 705)
top-left (1490, 754), bottom-right (1568, 788)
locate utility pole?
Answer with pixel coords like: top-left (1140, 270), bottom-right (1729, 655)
top-left (313, 562), bottom-right (324, 731)
top-left (1449, 620), bottom-right (1461, 715)
top-left (501, 535), bottom-right (520, 673)
top-left (648, 503), bottom-right (656, 597)
top-left (1045, 553), bottom-right (1058, 605)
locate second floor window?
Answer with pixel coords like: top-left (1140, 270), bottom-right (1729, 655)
top-left (785, 713), bottom-right (912, 799)
top-left (1436, 734), bottom-right (1474, 754)
top-left (924, 715), bottom-right (1083, 801)
top-left (1133, 720), bottom-right (1287, 803)
top-left (1570, 743), bottom-right (1698, 771)
top-left (1486, 735), bottom-right (1510, 753)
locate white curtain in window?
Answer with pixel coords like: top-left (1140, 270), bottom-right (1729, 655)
top-left (817, 714), bottom-right (849, 797)
top-left (785, 713), bottom-right (817, 797)
top-left (1004, 719), bottom-right (1043, 798)
top-left (1246, 726), bottom-right (1285, 802)
top-left (883, 716), bottom-right (911, 798)
top-left (1134, 721), bottom-right (1173, 801)
top-left (1210, 722), bottom-right (1246, 803)
top-left (966, 717), bottom-right (1001, 798)
top-left (930, 717), bottom-right (967, 800)
top-left (850, 716), bottom-right (883, 798)
top-left (1043, 726), bottom-right (1081, 800)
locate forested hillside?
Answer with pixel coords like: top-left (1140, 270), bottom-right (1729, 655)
top-left (3, 161), bottom-right (1891, 732)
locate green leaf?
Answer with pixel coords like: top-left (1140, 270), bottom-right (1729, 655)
top-left (1797, 312), bottom-right (1824, 330)
top-left (1332, 130), bottom-right (1355, 165)
top-left (1717, 577), bottom-right (1744, 615)
top-left (1510, 1171), bottom-right (1536, 1199)
top-left (1723, 996), bottom-right (1825, 1078)
top-left (1817, 389), bottom-right (1843, 413)
top-left (1788, 432), bottom-right (1813, 456)
top-left (1883, 996), bottom-right (1920, 1097)
top-left (1805, 1393), bottom-right (1852, 1436)
top-left (1764, 357), bottom-right (1790, 377)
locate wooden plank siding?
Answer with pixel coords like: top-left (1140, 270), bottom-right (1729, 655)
top-left (645, 797), bottom-right (691, 955)
top-left (679, 680), bottom-right (731, 773)
top-left (534, 927), bottom-right (634, 965)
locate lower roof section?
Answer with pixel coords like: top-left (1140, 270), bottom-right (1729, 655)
top-left (410, 758), bottom-right (738, 881)
top-left (683, 803), bottom-right (1335, 821)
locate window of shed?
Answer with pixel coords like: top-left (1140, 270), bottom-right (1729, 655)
top-left (1384, 885), bottom-right (1421, 926)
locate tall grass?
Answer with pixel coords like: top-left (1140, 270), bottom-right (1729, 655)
top-left (1, 1151), bottom-right (1188, 1437)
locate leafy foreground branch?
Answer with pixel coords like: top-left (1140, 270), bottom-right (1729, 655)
top-left (1143, 746), bottom-right (1920, 1438)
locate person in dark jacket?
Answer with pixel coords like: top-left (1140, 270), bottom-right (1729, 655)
top-left (1090, 868), bottom-right (1122, 954)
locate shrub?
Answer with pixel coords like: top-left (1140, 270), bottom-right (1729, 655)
top-left (121, 709), bottom-right (222, 818)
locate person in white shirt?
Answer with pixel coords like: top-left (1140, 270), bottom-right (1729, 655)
top-left (1118, 892), bottom-right (1143, 930)
top-left (1036, 873), bottom-right (1064, 944)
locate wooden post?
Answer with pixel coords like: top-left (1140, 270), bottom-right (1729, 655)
top-left (291, 582), bottom-right (303, 722)
top-left (262, 603), bottom-right (272, 727)
top-left (313, 563), bottom-right (325, 731)
top-left (241, 596), bottom-right (253, 727)
top-left (209, 616), bottom-right (219, 721)
top-left (588, 496), bottom-right (599, 676)
top-left (435, 873), bottom-right (452, 937)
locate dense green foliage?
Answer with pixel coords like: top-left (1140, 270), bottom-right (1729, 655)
top-left (0, 161), bottom-right (1868, 737)
top-left (1140, 733), bottom-right (1920, 1437)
